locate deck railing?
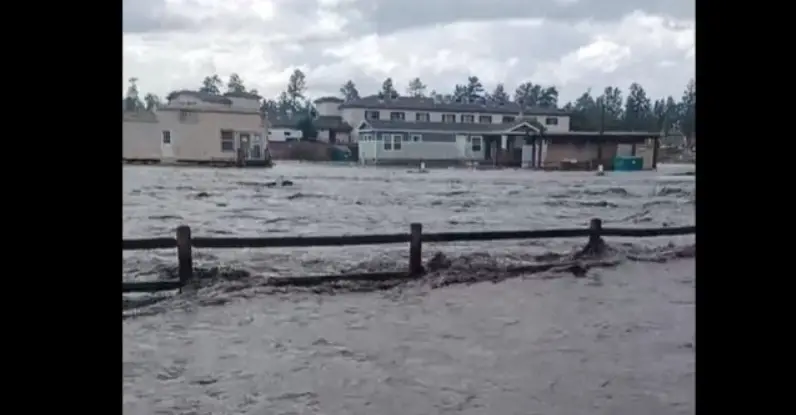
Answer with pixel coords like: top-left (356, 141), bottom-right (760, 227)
top-left (122, 218), bottom-right (696, 293)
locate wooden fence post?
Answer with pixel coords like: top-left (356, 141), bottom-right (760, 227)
top-left (589, 218), bottom-right (602, 245)
top-left (580, 218), bottom-right (607, 256)
top-left (176, 225), bottom-right (193, 289)
top-left (409, 223), bottom-right (423, 276)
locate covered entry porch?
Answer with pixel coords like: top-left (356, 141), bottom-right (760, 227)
top-left (481, 121), bottom-right (546, 168)
top-left (542, 132), bottom-right (661, 171)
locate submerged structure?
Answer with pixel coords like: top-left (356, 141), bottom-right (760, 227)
top-left (123, 91), bottom-right (271, 167)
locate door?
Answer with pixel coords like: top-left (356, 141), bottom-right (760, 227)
top-left (160, 130), bottom-right (174, 158)
top-left (456, 135), bottom-right (469, 158)
top-left (239, 133), bottom-right (251, 157)
top-left (250, 133), bottom-right (262, 160)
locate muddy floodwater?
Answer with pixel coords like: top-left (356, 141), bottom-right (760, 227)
top-left (123, 163), bottom-right (695, 415)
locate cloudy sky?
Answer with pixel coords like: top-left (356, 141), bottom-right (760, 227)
top-left (123, 0), bottom-right (694, 103)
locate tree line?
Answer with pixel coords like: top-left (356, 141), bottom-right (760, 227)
top-left (123, 70), bottom-right (695, 138)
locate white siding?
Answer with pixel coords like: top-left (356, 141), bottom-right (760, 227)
top-left (359, 140), bottom-right (486, 161)
top-left (123, 118), bottom-right (162, 160)
top-left (337, 132), bottom-right (351, 143)
top-left (268, 128), bottom-right (302, 142)
top-left (123, 109), bottom-right (266, 161)
top-left (342, 106), bottom-right (571, 142)
top-left (358, 141), bottom-right (379, 161)
top-left (315, 102), bottom-right (342, 117)
top-left (342, 107), bottom-right (366, 142)
top-left (226, 97), bottom-right (260, 111)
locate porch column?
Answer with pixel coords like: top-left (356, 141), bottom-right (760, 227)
top-left (652, 137), bottom-right (659, 169)
top-left (531, 136), bottom-right (537, 168)
top-left (501, 135), bottom-right (508, 150)
top-left (597, 141), bottom-right (603, 163)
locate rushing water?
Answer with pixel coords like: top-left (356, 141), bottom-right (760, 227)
top-left (123, 163), bottom-right (695, 415)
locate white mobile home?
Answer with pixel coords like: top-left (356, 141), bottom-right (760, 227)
top-left (356, 118), bottom-right (659, 169)
top-left (123, 91), bottom-right (269, 165)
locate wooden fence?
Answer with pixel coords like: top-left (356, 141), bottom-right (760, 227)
top-left (122, 218), bottom-right (696, 293)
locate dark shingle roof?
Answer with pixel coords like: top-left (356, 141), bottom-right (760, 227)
top-left (268, 116), bottom-right (352, 132)
top-left (314, 115), bottom-right (353, 132)
top-left (313, 96), bottom-right (344, 104)
top-left (223, 91), bottom-right (262, 100)
top-left (166, 90), bottom-right (232, 105)
top-left (340, 95), bottom-right (569, 115)
top-left (359, 119), bottom-right (546, 134)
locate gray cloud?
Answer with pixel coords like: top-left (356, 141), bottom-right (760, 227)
top-left (124, 0), bottom-right (694, 103)
top-left (317, 0), bottom-right (694, 36)
top-left (124, 0), bottom-right (694, 36)
top-left (122, 0), bottom-right (192, 33)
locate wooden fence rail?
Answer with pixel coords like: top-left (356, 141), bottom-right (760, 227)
top-left (122, 218), bottom-right (695, 293)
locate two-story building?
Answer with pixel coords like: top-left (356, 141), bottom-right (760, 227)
top-left (123, 90), bottom-right (270, 166)
top-left (267, 97), bottom-right (354, 143)
top-left (336, 95), bottom-right (659, 169)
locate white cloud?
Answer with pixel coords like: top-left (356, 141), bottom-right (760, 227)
top-left (123, 0), bottom-right (695, 102)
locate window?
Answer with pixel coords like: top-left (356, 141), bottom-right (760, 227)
top-left (461, 114), bottom-right (475, 123)
top-left (161, 131), bottom-right (171, 144)
top-left (221, 130), bottom-right (235, 152)
top-left (360, 134), bottom-right (372, 142)
top-left (545, 117), bottom-right (559, 125)
top-left (392, 134), bottom-right (402, 150)
top-left (479, 115), bottom-right (492, 124)
top-left (402, 135), bottom-right (410, 141)
top-left (284, 131), bottom-right (292, 137)
top-left (442, 113), bottom-right (456, 123)
top-left (390, 112), bottom-right (405, 121)
top-left (410, 134), bottom-right (422, 142)
top-left (502, 116), bottom-right (516, 123)
top-left (471, 136), bottom-right (483, 152)
top-left (383, 134), bottom-right (392, 150)
top-left (366, 111), bottom-right (380, 120)
top-left (415, 112), bottom-right (430, 122)
top-left (179, 110), bottom-right (198, 123)
top-left (251, 145), bottom-right (261, 159)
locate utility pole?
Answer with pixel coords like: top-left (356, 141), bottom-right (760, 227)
top-left (599, 97), bottom-right (606, 135)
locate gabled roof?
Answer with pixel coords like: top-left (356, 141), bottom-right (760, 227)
top-left (313, 96), bottom-right (344, 104)
top-left (340, 95), bottom-right (569, 116)
top-left (357, 119), bottom-right (546, 134)
top-left (315, 115), bottom-right (353, 132)
top-left (507, 118), bottom-right (546, 133)
top-left (166, 90), bottom-right (232, 105)
top-left (223, 91), bottom-right (262, 100)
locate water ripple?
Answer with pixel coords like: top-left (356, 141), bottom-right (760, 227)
top-left (123, 162), bottom-right (695, 415)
